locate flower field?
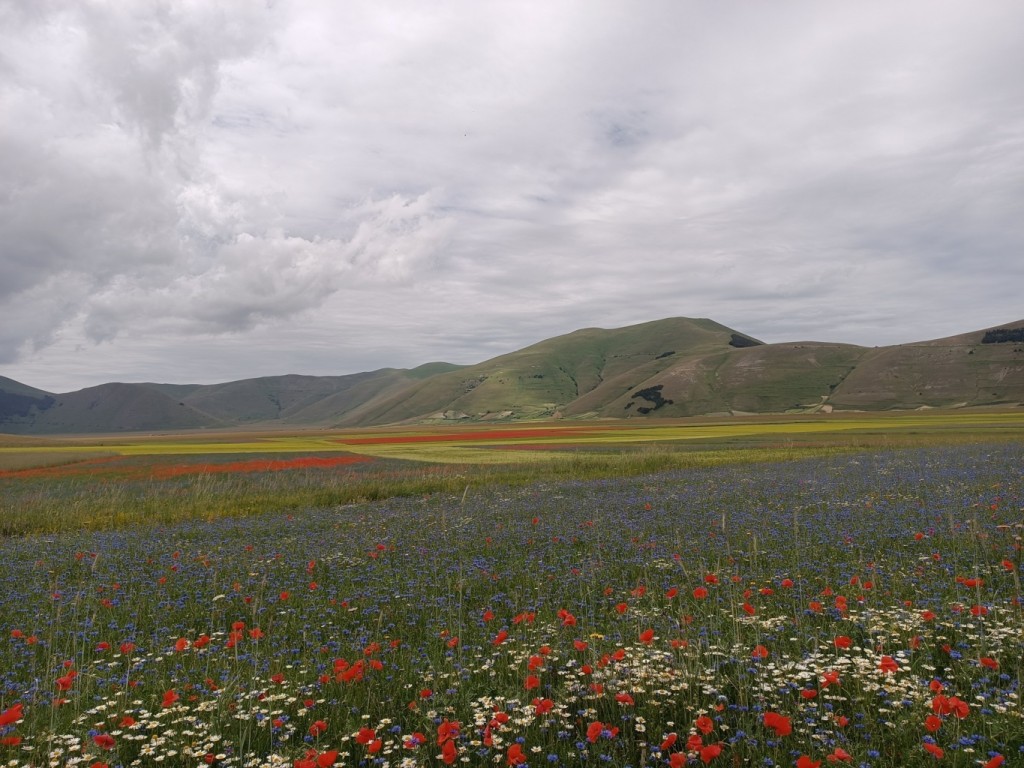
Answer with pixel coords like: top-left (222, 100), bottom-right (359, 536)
top-left (1, 442), bottom-right (1021, 767)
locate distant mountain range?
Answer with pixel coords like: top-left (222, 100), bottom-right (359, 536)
top-left (2, 317), bottom-right (1023, 434)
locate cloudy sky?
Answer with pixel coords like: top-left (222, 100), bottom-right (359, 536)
top-left (2, 1), bottom-right (1022, 393)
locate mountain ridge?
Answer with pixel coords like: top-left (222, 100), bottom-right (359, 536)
top-left (2, 317), bottom-right (1022, 434)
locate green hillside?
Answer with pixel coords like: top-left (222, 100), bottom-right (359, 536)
top-left (174, 373), bottom-right (391, 424)
top-left (830, 327), bottom-right (1024, 409)
top-left (338, 318), bottom-right (759, 424)
top-left (8, 383), bottom-right (222, 434)
top-left (570, 342), bottom-right (868, 418)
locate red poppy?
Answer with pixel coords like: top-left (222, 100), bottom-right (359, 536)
top-left (404, 732), bottom-right (427, 749)
top-left (700, 743), bottom-right (722, 764)
top-left (437, 719), bottom-right (460, 745)
top-left (639, 628), bottom-right (655, 644)
top-left (752, 645), bottom-right (769, 659)
top-left (615, 692), bottom-right (635, 705)
top-left (833, 635), bottom-right (852, 649)
top-left (763, 712), bottom-right (791, 737)
top-left (984, 756), bottom-right (1005, 768)
top-left (55, 671), bottom-right (77, 691)
top-left (441, 739), bottom-right (457, 764)
top-left (309, 720), bottom-right (328, 737)
top-left (923, 742), bottom-right (944, 759)
top-left (696, 715), bottom-right (713, 734)
top-left (93, 733), bottom-right (116, 750)
top-left (492, 630), bottom-right (508, 646)
top-left (0, 703), bottom-right (23, 727)
top-left (524, 675), bottom-right (540, 690)
top-left (878, 655), bottom-right (899, 674)
top-left (530, 697), bottom-right (553, 715)
top-left (660, 732), bottom-right (678, 751)
top-left (947, 696), bottom-right (969, 718)
top-left (161, 689), bottom-right (179, 708)
top-left (924, 715), bottom-right (942, 732)
top-left (506, 743), bottom-right (527, 765)
top-left (826, 748), bottom-right (852, 763)
top-left (796, 757), bottom-right (821, 768)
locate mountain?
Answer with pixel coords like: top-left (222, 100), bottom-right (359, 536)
top-left (1, 318), bottom-right (1022, 434)
top-left (0, 382), bottom-right (222, 434)
top-left (335, 317), bottom-right (760, 425)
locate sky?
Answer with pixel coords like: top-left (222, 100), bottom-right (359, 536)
top-left (2, 1), bottom-right (1023, 393)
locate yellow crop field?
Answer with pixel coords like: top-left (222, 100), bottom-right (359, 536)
top-left (3, 409), bottom-right (1023, 468)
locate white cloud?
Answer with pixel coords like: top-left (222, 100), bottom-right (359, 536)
top-left (1, 0), bottom-right (1023, 391)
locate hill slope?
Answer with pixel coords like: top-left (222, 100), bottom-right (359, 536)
top-left (0, 383), bottom-right (224, 434)
top-left (335, 317), bottom-right (761, 425)
top-left (1, 318), bottom-right (1022, 434)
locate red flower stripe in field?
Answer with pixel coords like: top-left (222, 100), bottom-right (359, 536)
top-left (150, 455), bottom-right (371, 478)
top-left (336, 427), bottom-right (614, 445)
top-left (0, 454), bottom-right (371, 480)
top-left (0, 456), bottom-right (125, 479)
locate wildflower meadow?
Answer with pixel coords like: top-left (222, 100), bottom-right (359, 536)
top-left (0, 437), bottom-right (1021, 768)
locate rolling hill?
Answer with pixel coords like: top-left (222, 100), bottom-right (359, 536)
top-left (1, 318), bottom-right (1022, 434)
